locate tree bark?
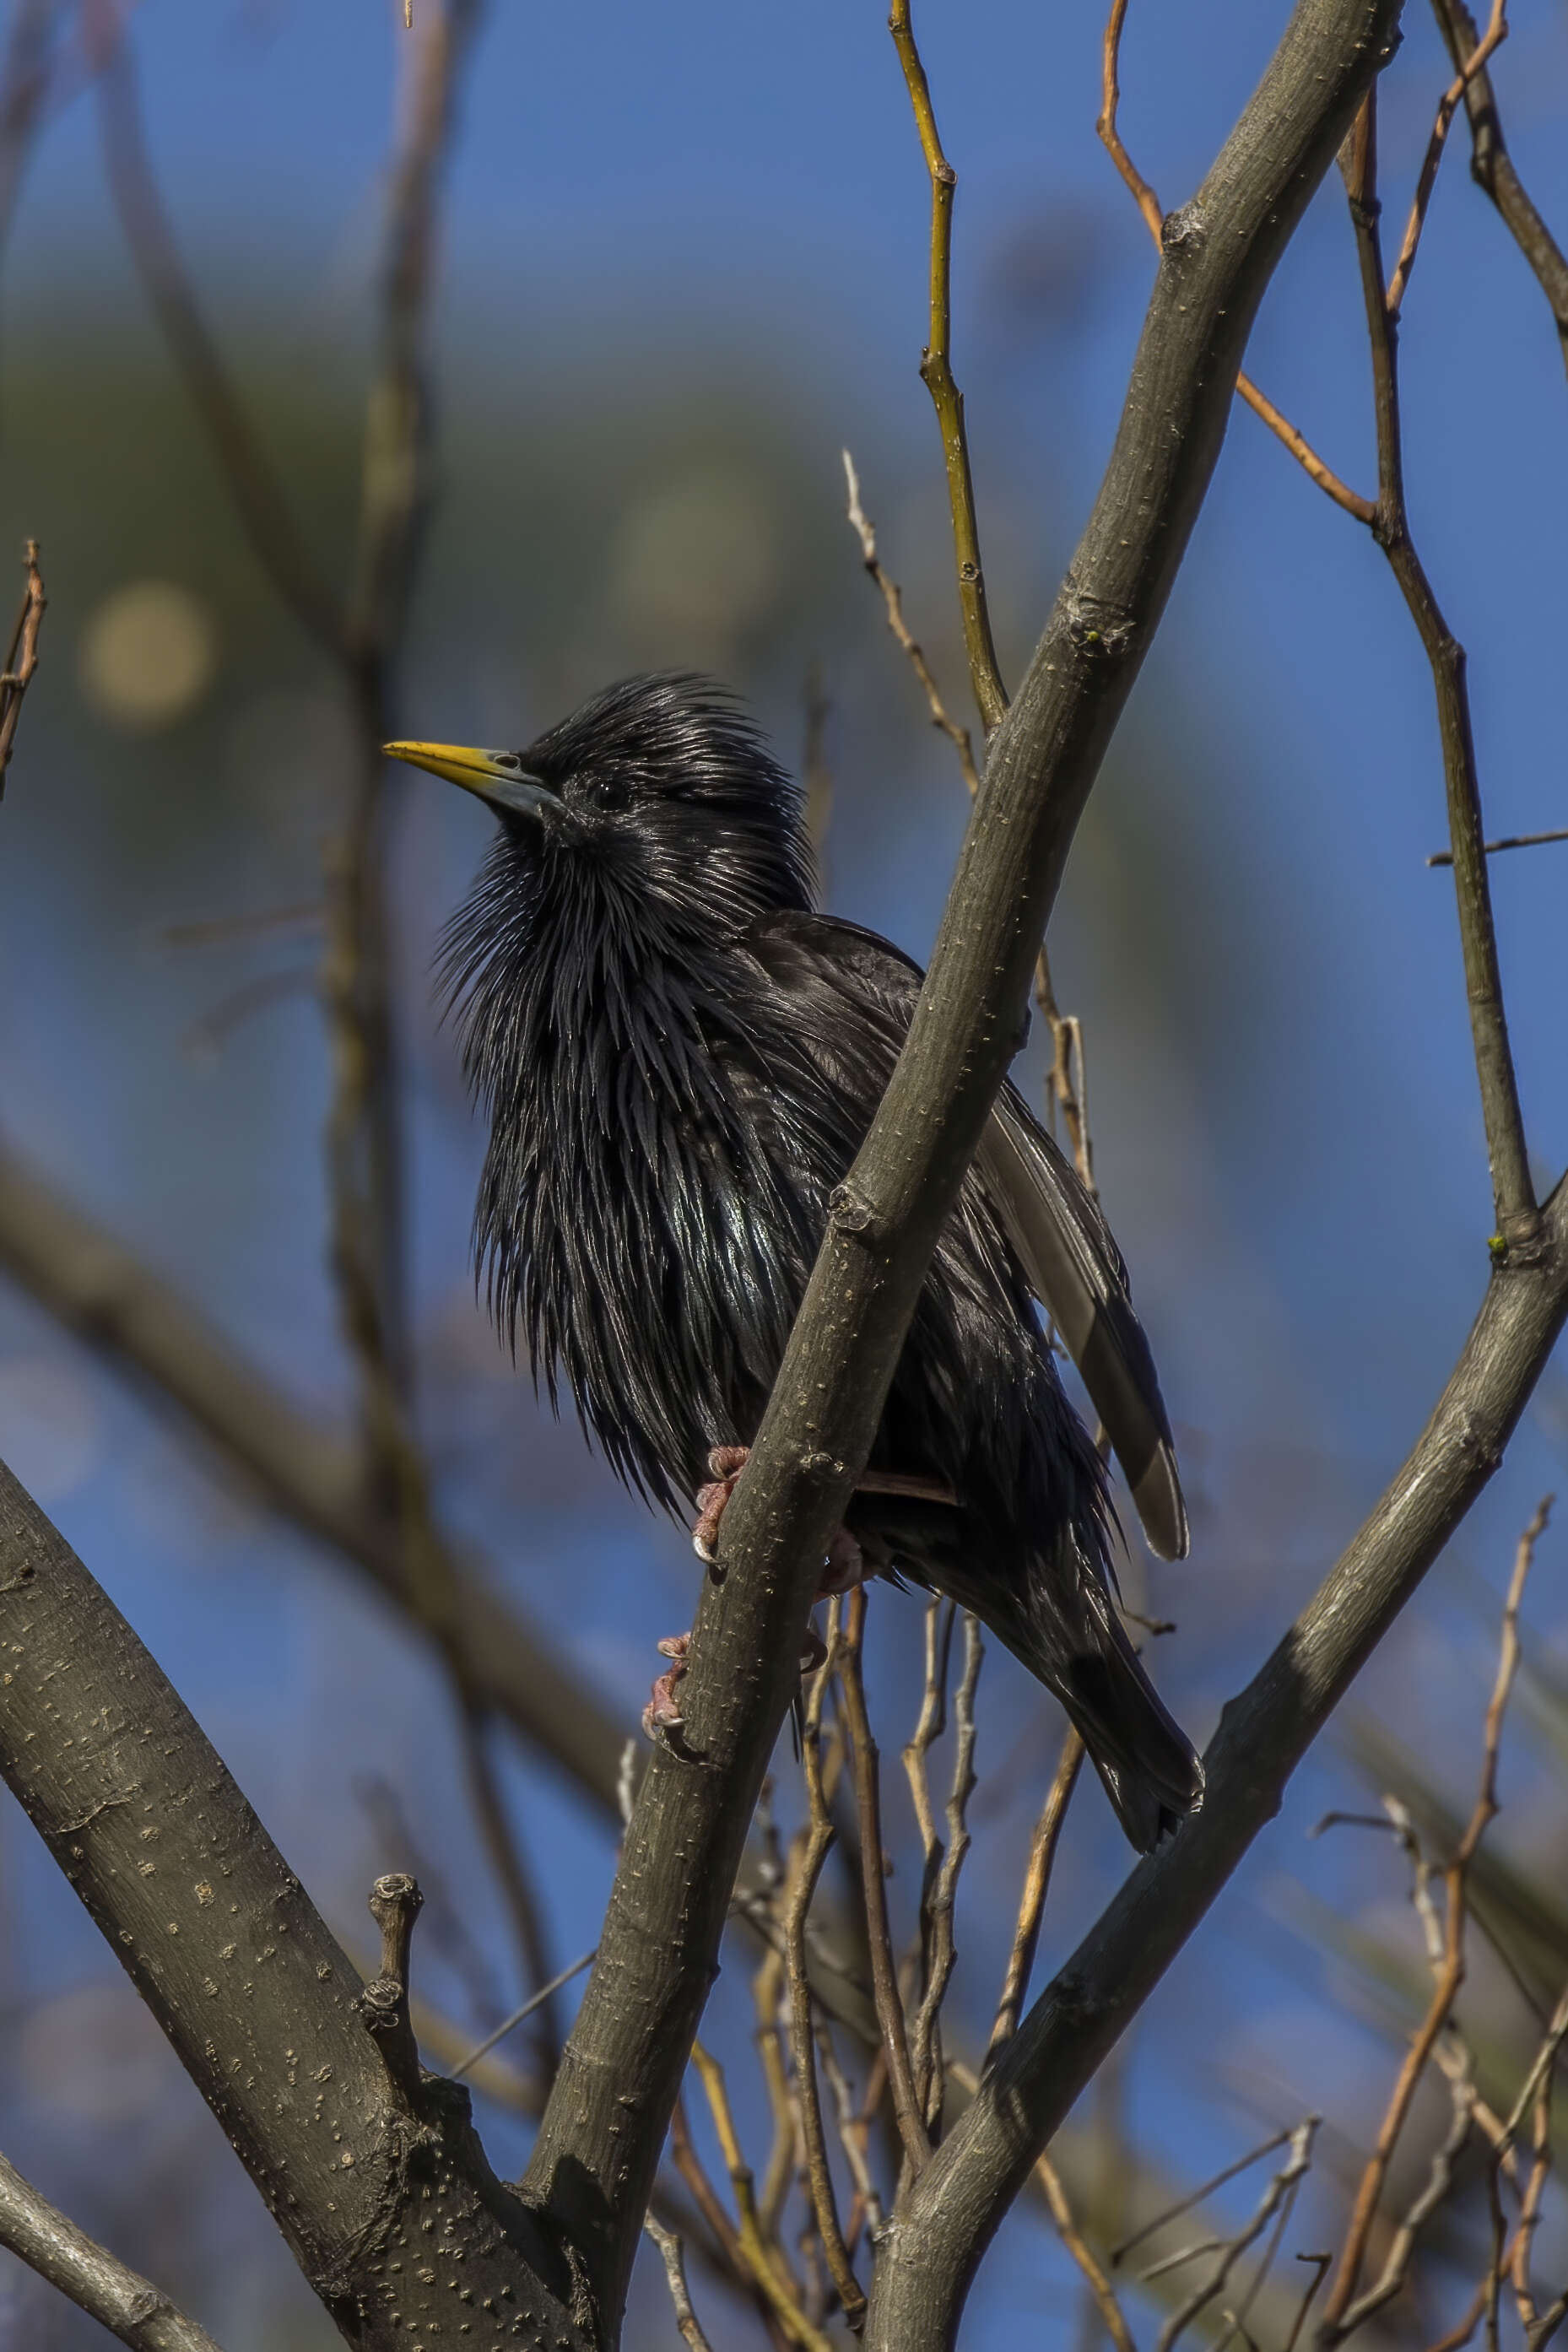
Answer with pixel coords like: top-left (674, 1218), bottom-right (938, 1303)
top-left (0, 1460), bottom-right (592, 2352)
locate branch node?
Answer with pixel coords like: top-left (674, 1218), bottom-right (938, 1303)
top-left (1160, 202), bottom-right (1207, 254)
top-left (360, 1873), bottom-right (424, 2109)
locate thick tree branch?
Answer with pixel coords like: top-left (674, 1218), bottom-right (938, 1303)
top-left (866, 1175), bottom-right (1568, 2352)
top-left (522, 0), bottom-right (1402, 2328)
top-left (0, 1459), bottom-right (593, 2351)
top-left (0, 2145), bottom-right (227, 2352)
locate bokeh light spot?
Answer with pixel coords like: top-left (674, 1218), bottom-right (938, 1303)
top-left (79, 579), bottom-right (219, 731)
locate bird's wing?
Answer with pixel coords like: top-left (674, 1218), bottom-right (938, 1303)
top-left (742, 909), bottom-right (1188, 1561)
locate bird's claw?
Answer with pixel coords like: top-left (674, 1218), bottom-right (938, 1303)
top-left (642, 1631), bottom-right (692, 1742)
top-left (693, 1445), bottom-right (749, 1564)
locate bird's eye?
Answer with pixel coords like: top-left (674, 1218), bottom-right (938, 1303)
top-left (575, 769), bottom-right (631, 813)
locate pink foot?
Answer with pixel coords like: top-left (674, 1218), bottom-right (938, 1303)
top-left (642, 1632), bottom-right (691, 1741)
top-left (693, 1446), bottom-right (750, 1564)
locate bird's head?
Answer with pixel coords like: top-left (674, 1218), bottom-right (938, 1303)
top-left (383, 673), bottom-right (814, 942)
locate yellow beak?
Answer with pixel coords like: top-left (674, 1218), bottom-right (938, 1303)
top-left (382, 742), bottom-right (516, 794)
top-left (382, 741), bottom-right (559, 817)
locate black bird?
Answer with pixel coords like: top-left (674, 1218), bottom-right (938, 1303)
top-left (386, 675), bottom-right (1203, 1850)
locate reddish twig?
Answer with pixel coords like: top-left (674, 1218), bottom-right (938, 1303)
top-left (1385, 0), bottom-right (1510, 320)
top-left (1097, 0), bottom-right (1376, 524)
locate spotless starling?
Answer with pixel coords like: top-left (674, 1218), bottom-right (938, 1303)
top-left (386, 675), bottom-right (1203, 1850)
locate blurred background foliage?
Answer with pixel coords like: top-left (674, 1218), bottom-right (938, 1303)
top-left (0, 0), bottom-right (1565, 2346)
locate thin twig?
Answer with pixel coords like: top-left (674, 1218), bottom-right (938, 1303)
top-left (1319, 1495), bottom-right (1550, 2338)
top-left (901, 1596), bottom-right (954, 2120)
top-left (1334, 2069), bottom-right (1478, 2337)
top-left (689, 2043), bottom-right (835, 2352)
top-left (1035, 2151), bottom-right (1136, 2352)
top-left (988, 1723), bottom-right (1086, 2061)
top-left (1097, 0), bottom-right (1376, 523)
top-left (0, 2146), bottom-right (227, 2352)
top-left (842, 451), bottom-right (980, 793)
top-left (1340, 93), bottom-right (1535, 1245)
top-left (0, 539), bottom-right (46, 798)
top-left (1428, 828), bottom-right (1568, 867)
top-left (908, 1612), bottom-right (981, 2131)
top-left (1385, 0), bottom-right (1509, 321)
top-left (1156, 2118), bottom-right (1318, 2352)
top-left (818, 2025), bottom-right (885, 2244)
top-left (451, 1948), bottom-right (597, 2079)
top-left (1111, 2128), bottom-right (1295, 2268)
top-left (786, 1603), bottom-right (866, 2327)
top-left (1428, 0), bottom-right (1568, 376)
top-left (645, 2218), bottom-right (716, 2352)
top-left (838, 1587), bottom-right (930, 2176)
top-left (884, 0), bottom-right (1007, 731)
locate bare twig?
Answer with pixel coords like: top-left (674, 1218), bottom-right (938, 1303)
top-left (1035, 2150), bottom-right (1137, 2352)
top-left (1319, 1496), bottom-right (1550, 2339)
top-left (645, 2218), bottom-right (716, 2352)
top-left (838, 1586), bottom-right (930, 2176)
top-left (1428, 827), bottom-right (1568, 868)
top-left (900, 1595), bottom-right (954, 2117)
top-left (1341, 92), bottom-right (1535, 1244)
top-left (884, 0), bottom-right (1007, 731)
top-left (786, 1603), bottom-right (866, 2327)
top-left (842, 451), bottom-right (980, 793)
top-left (1428, 0), bottom-right (1568, 376)
top-left (908, 1612), bottom-right (981, 2129)
top-left (818, 2025), bottom-right (885, 2244)
top-left (0, 2144), bottom-right (227, 2352)
top-left (451, 1948), bottom-right (597, 2079)
top-left (1098, 0), bottom-right (1376, 523)
top-left (689, 2043), bottom-right (834, 2352)
top-left (1385, 0), bottom-right (1509, 321)
top-left (1112, 2128), bottom-right (1296, 2268)
top-left (988, 1723), bottom-right (1086, 2061)
top-left (1156, 2118), bottom-right (1318, 2352)
top-left (0, 539), bottom-right (46, 798)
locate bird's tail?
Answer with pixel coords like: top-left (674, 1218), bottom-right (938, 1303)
top-left (974, 1551), bottom-right (1203, 1853)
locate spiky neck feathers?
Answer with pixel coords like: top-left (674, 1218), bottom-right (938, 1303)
top-left (439, 673), bottom-right (815, 1117)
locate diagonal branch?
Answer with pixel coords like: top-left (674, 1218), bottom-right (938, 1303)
top-left (0, 2144), bottom-right (227, 2352)
top-left (522, 0), bottom-right (1403, 2330)
top-left (0, 1458), bottom-right (592, 2350)
top-left (866, 1173), bottom-right (1568, 2352)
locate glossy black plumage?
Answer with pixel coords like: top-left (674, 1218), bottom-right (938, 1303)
top-left (420, 674), bottom-right (1203, 1851)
